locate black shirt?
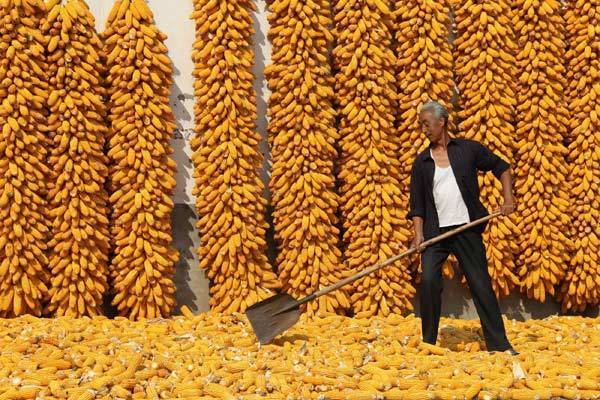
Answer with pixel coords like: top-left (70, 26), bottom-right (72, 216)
top-left (407, 137), bottom-right (510, 240)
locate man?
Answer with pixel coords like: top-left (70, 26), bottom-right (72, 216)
top-left (407, 100), bottom-right (518, 355)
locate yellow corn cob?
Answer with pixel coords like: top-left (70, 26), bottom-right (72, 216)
top-left (393, 0), bottom-right (456, 281)
top-left (513, 0), bottom-right (573, 303)
top-left (333, 0), bottom-right (415, 318)
top-left (264, 0), bottom-right (349, 315)
top-left (102, 0), bottom-right (179, 319)
top-left (558, 0), bottom-right (600, 312)
top-left (190, 0), bottom-right (280, 313)
top-left (0, 0), bottom-right (49, 318)
top-left (42, 0), bottom-right (110, 318)
top-left (452, 0), bottom-right (521, 298)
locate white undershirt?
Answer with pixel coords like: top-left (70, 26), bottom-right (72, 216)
top-left (431, 150), bottom-right (470, 227)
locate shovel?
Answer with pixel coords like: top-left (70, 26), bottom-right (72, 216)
top-left (246, 211), bottom-right (502, 344)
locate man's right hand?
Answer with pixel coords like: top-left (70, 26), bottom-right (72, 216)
top-left (411, 235), bottom-right (425, 252)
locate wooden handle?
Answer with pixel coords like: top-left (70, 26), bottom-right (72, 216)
top-left (305, 211), bottom-right (502, 302)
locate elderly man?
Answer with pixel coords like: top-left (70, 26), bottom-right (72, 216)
top-left (407, 101), bottom-right (518, 355)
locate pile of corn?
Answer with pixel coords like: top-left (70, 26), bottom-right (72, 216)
top-left (0, 312), bottom-right (599, 399)
top-left (102, 0), bottom-right (179, 319)
top-left (190, 0), bottom-right (280, 313)
top-left (264, 0), bottom-right (348, 315)
top-left (452, 0), bottom-right (521, 298)
top-left (513, 0), bottom-right (573, 303)
top-left (333, 0), bottom-right (414, 317)
top-left (393, 0), bottom-right (457, 280)
top-left (558, 0), bottom-right (600, 312)
top-left (43, 0), bottom-right (110, 318)
top-left (0, 0), bottom-right (50, 317)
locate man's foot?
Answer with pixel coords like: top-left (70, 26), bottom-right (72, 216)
top-left (488, 347), bottom-right (519, 356)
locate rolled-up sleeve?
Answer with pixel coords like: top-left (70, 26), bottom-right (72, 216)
top-left (474, 141), bottom-right (510, 178)
top-left (407, 160), bottom-right (425, 219)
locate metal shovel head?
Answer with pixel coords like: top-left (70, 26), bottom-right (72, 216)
top-left (245, 293), bottom-right (301, 345)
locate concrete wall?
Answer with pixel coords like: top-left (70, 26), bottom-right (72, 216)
top-left (89, 1), bottom-right (598, 320)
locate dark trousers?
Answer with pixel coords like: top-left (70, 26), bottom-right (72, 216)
top-left (419, 224), bottom-right (512, 352)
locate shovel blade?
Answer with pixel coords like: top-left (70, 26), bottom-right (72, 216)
top-left (245, 293), bottom-right (301, 344)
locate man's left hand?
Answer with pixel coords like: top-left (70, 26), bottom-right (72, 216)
top-left (500, 199), bottom-right (515, 215)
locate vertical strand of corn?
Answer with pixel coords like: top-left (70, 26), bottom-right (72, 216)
top-left (103, 0), bottom-right (179, 319)
top-left (0, 0), bottom-right (49, 317)
top-left (452, 0), bottom-right (521, 298)
top-left (42, 0), bottom-right (110, 317)
top-left (513, 0), bottom-right (572, 303)
top-left (333, 0), bottom-right (415, 317)
top-left (558, 0), bottom-right (600, 312)
top-left (190, 0), bottom-right (281, 312)
top-left (393, 0), bottom-right (456, 281)
top-left (265, 0), bottom-right (349, 316)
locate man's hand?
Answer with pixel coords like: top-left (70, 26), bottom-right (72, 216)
top-left (411, 235), bottom-right (425, 252)
top-left (500, 196), bottom-right (516, 216)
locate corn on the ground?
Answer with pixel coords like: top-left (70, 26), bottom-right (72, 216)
top-left (333, 0), bottom-right (414, 317)
top-left (513, 0), bottom-right (573, 303)
top-left (103, 0), bottom-right (179, 319)
top-left (265, 0), bottom-right (348, 315)
top-left (190, 0), bottom-right (280, 313)
top-left (0, 313), bottom-right (599, 399)
top-left (43, 0), bottom-right (110, 318)
top-left (558, 0), bottom-right (600, 313)
top-left (452, 0), bottom-right (521, 298)
top-left (0, 0), bottom-right (49, 317)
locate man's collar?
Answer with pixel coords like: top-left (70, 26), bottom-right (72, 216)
top-left (424, 136), bottom-right (456, 160)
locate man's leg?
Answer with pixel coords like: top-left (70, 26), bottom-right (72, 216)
top-left (419, 243), bottom-right (450, 345)
top-left (449, 228), bottom-right (512, 351)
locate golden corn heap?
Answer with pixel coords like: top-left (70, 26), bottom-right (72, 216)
top-left (558, 0), bottom-right (600, 313)
top-left (452, 0), bottom-right (521, 298)
top-left (0, 312), bottom-right (599, 399)
top-left (103, 0), bottom-right (179, 319)
top-left (42, 0), bottom-right (110, 318)
top-left (513, 0), bottom-right (573, 303)
top-left (393, 0), bottom-right (456, 281)
top-left (333, 0), bottom-right (414, 318)
top-left (265, 0), bottom-right (348, 315)
top-left (190, 0), bottom-right (280, 313)
top-left (0, 0), bottom-right (49, 317)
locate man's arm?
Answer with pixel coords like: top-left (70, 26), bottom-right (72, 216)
top-left (407, 160), bottom-right (426, 250)
top-left (473, 141), bottom-right (515, 215)
top-left (499, 168), bottom-right (515, 215)
top-left (411, 216), bottom-right (424, 250)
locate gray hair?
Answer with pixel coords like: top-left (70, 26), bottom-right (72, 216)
top-left (420, 101), bottom-right (449, 126)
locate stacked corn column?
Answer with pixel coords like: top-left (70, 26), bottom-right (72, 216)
top-left (0, 0), bottom-right (49, 317)
top-left (452, 0), bottom-right (520, 297)
top-left (190, 0), bottom-right (281, 312)
top-left (558, 0), bottom-right (600, 312)
top-left (42, 0), bottom-right (110, 317)
top-left (265, 0), bottom-right (349, 315)
top-left (513, 0), bottom-right (572, 302)
top-left (393, 0), bottom-right (457, 280)
top-left (333, 0), bottom-right (414, 317)
top-left (103, 0), bottom-right (179, 319)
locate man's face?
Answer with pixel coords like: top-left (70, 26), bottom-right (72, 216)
top-left (420, 110), bottom-right (445, 143)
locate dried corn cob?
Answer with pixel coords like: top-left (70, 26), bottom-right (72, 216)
top-left (393, 0), bottom-right (456, 280)
top-left (265, 0), bottom-right (349, 315)
top-left (512, 0), bottom-right (573, 302)
top-left (103, 0), bottom-right (179, 319)
top-left (558, 0), bottom-right (600, 312)
top-left (452, 0), bottom-right (521, 297)
top-left (333, 0), bottom-right (414, 317)
top-left (42, 0), bottom-right (110, 317)
top-left (190, 0), bottom-right (280, 312)
top-left (0, 0), bottom-right (49, 317)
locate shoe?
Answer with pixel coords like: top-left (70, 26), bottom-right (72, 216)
top-left (488, 348), bottom-right (519, 356)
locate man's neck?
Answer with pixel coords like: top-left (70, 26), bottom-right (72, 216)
top-left (431, 132), bottom-right (451, 151)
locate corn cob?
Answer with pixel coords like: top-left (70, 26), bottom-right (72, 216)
top-left (190, 0), bottom-right (280, 313)
top-left (265, 0), bottom-right (349, 315)
top-left (512, 0), bottom-right (573, 303)
top-left (452, 0), bottom-right (521, 297)
top-left (558, 0), bottom-right (600, 312)
top-left (333, 0), bottom-right (414, 317)
top-left (393, 0), bottom-right (456, 281)
top-left (42, 0), bottom-right (110, 317)
top-left (0, 0), bottom-right (49, 317)
top-left (102, 0), bottom-right (179, 319)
